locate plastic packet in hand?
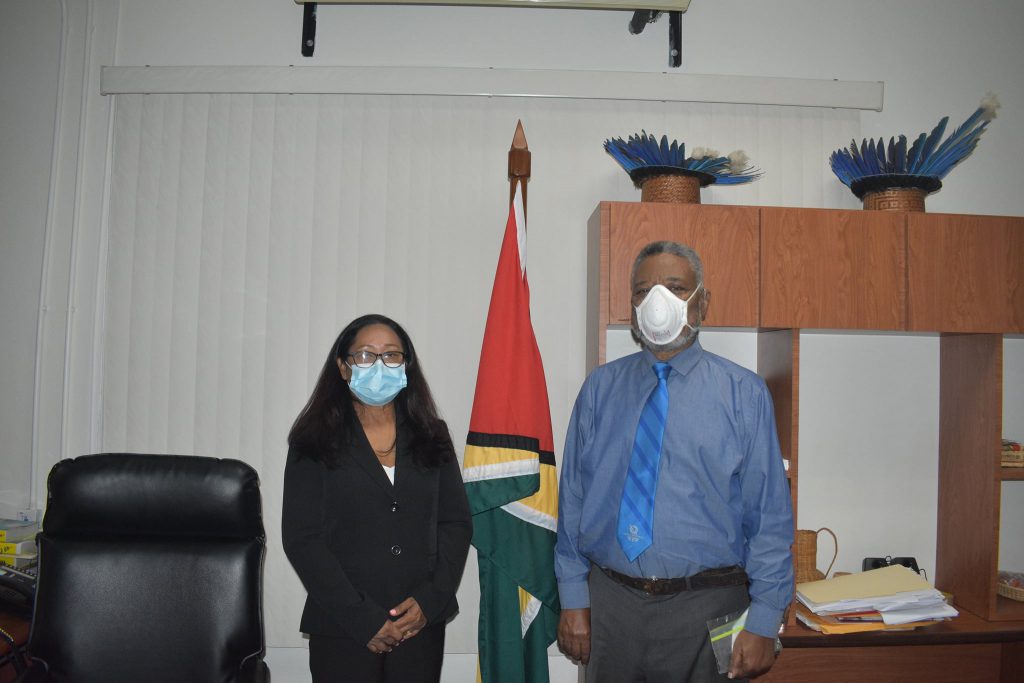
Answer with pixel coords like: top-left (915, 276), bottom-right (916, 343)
top-left (706, 607), bottom-right (748, 674)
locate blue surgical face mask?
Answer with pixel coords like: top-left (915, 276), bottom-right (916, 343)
top-left (348, 359), bottom-right (408, 406)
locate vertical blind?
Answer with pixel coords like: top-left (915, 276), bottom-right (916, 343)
top-left (101, 92), bottom-right (859, 648)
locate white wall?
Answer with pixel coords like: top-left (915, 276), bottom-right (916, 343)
top-left (107, 0), bottom-right (1024, 217)
top-left (3, 2), bottom-right (1024, 682)
top-left (0, 1), bottom-right (62, 515)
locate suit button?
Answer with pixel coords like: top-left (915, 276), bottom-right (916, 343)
top-left (391, 545), bottom-right (402, 556)
top-left (390, 502), bottom-right (399, 512)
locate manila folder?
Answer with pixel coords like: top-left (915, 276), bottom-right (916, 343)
top-left (797, 564), bottom-right (933, 604)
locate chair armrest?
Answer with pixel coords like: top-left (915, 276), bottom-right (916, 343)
top-left (238, 658), bottom-right (270, 683)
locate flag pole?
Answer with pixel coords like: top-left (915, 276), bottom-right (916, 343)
top-left (465, 118), bottom-right (559, 683)
top-left (508, 120), bottom-right (531, 217)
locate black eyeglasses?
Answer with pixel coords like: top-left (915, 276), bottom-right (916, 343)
top-left (346, 350), bottom-right (406, 368)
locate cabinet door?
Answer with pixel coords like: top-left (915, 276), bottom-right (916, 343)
top-left (907, 214), bottom-right (1024, 333)
top-left (606, 202), bottom-right (759, 327)
top-left (761, 208), bottom-right (906, 330)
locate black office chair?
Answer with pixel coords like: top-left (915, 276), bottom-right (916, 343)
top-left (21, 453), bottom-right (269, 682)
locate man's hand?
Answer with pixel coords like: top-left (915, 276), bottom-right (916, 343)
top-left (389, 597), bottom-right (427, 640)
top-left (557, 608), bottom-right (592, 665)
top-left (366, 619), bottom-right (405, 653)
top-left (727, 629), bottom-right (777, 679)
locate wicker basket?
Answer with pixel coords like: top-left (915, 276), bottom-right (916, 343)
top-left (640, 174), bottom-right (702, 204)
top-left (851, 175), bottom-right (939, 213)
top-left (795, 527), bottom-right (837, 584)
top-left (863, 187), bottom-right (927, 212)
top-left (997, 582), bottom-right (1024, 602)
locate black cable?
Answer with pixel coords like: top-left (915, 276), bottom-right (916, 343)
top-left (0, 625), bottom-right (27, 675)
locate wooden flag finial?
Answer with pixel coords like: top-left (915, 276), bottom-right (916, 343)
top-left (508, 120), bottom-right (531, 207)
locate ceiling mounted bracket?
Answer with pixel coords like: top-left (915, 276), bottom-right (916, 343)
top-left (628, 9), bottom-right (682, 68)
top-left (301, 3), bottom-right (318, 57)
top-left (628, 9), bottom-right (660, 34)
top-left (668, 10), bottom-right (681, 68)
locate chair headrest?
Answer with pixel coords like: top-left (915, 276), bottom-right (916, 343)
top-left (43, 453), bottom-right (264, 540)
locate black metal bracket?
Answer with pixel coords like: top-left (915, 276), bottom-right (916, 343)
top-left (629, 9), bottom-right (659, 34)
top-left (668, 10), bottom-right (681, 68)
top-left (628, 9), bottom-right (682, 68)
top-left (301, 3), bottom-right (317, 57)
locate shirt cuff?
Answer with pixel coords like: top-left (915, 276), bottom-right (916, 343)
top-left (744, 600), bottom-right (784, 639)
top-left (557, 580), bottom-right (590, 610)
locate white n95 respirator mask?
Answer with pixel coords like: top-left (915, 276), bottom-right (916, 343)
top-left (635, 283), bottom-right (702, 345)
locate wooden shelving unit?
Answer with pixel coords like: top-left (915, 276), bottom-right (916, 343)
top-left (587, 201), bottom-right (1024, 633)
top-left (761, 207), bottom-right (906, 330)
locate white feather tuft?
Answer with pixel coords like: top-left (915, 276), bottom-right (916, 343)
top-left (728, 150), bottom-right (750, 172)
top-left (980, 92), bottom-right (1001, 121)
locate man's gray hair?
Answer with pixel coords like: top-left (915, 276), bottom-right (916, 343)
top-left (630, 241), bottom-right (704, 286)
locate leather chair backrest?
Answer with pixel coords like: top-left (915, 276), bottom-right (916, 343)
top-left (29, 453), bottom-right (267, 683)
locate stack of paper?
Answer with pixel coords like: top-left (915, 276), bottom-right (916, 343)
top-left (795, 564), bottom-right (958, 634)
top-left (0, 519), bottom-right (39, 570)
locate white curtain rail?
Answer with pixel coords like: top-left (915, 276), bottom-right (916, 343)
top-left (100, 65), bottom-right (884, 111)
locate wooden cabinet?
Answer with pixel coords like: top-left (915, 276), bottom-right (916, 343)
top-left (766, 609), bottom-right (1024, 682)
top-left (756, 328), bottom-right (801, 523)
top-left (588, 200), bottom-right (1024, 628)
top-left (761, 208), bottom-right (905, 330)
top-left (587, 202), bottom-right (759, 368)
top-left (937, 334), bottom-right (1024, 621)
top-left (593, 202), bottom-right (759, 326)
top-left (908, 213), bottom-right (1024, 333)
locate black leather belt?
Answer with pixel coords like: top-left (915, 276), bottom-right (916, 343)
top-left (601, 565), bottom-right (748, 595)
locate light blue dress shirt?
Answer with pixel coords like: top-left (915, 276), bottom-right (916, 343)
top-left (555, 338), bottom-right (794, 638)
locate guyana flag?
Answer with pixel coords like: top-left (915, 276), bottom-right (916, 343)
top-left (463, 183), bottom-right (559, 682)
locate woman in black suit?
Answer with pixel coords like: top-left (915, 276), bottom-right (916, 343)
top-left (283, 314), bottom-right (472, 683)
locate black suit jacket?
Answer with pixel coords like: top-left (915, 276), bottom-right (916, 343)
top-left (282, 420), bottom-right (472, 644)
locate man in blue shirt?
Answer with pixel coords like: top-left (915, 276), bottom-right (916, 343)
top-left (555, 241), bottom-right (793, 681)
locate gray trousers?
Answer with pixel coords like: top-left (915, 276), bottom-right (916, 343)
top-left (585, 566), bottom-right (750, 683)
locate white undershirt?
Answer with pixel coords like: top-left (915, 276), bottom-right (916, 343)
top-left (381, 463), bottom-right (395, 484)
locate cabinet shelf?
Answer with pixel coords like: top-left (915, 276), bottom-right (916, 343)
top-left (1001, 468), bottom-right (1024, 481)
top-left (994, 594), bottom-right (1024, 620)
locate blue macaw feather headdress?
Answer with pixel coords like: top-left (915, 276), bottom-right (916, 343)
top-left (830, 94), bottom-right (1000, 197)
top-left (604, 131), bottom-right (762, 187)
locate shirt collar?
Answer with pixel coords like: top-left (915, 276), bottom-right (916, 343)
top-left (641, 335), bottom-right (704, 378)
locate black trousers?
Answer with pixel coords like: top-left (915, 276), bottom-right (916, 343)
top-left (586, 566), bottom-right (750, 683)
top-left (308, 623), bottom-right (446, 683)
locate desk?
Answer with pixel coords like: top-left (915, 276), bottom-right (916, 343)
top-left (0, 609), bottom-right (29, 683)
top-left (762, 608), bottom-right (1024, 683)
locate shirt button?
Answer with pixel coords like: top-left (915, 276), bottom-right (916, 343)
top-left (390, 502), bottom-right (399, 512)
top-left (391, 545), bottom-right (402, 556)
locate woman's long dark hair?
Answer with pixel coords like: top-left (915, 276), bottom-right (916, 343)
top-left (288, 314), bottom-right (453, 469)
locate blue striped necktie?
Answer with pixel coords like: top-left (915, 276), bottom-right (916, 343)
top-left (617, 362), bottom-right (671, 562)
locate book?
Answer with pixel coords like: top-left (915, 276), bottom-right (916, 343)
top-left (0, 552), bottom-right (38, 569)
top-left (0, 539), bottom-right (36, 555)
top-left (0, 519), bottom-right (39, 543)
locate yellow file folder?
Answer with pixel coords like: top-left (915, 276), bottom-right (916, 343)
top-left (797, 564), bottom-right (932, 604)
